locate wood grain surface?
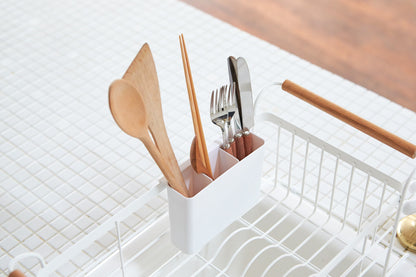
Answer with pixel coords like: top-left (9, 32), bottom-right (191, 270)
top-left (122, 44), bottom-right (189, 196)
top-left (181, 0), bottom-right (416, 112)
top-left (282, 79), bottom-right (416, 158)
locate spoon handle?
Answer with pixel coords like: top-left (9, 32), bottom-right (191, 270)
top-left (141, 133), bottom-right (189, 197)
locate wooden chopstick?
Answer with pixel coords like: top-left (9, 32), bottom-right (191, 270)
top-left (179, 34), bottom-right (213, 174)
top-left (179, 35), bottom-right (204, 164)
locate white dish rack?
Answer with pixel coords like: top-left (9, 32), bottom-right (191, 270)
top-left (8, 89), bottom-right (416, 277)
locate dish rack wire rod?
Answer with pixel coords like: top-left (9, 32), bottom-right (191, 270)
top-left (254, 113), bottom-right (410, 276)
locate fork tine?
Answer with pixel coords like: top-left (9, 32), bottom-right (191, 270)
top-left (213, 89), bottom-right (216, 113)
top-left (224, 85), bottom-right (229, 120)
top-left (210, 90), bottom-right (215, 115)
top-left (218, 87), bottom-right (222, 112)
top-left (219, 86), bottom-right (225, 111)
top-left (224, 85), bottom-right (229, 110)
top-left (215, 88), bottom-right (219, 113)
top-left (227, 83), bottom-right (233, 106)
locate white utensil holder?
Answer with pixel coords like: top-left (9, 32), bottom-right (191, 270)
top-left (165, 134), bottom-right (265, 254)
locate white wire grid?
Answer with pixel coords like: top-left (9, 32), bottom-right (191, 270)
top-left (1, 0), bottom-right (416, 276)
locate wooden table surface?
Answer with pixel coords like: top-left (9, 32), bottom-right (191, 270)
top-left (181, 0), bottom-right (416, 112)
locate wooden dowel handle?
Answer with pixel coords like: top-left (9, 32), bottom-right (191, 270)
top-left (282, 80), bottom-right (416, 159)
top-left (9, 270), bottom-right (26, 277)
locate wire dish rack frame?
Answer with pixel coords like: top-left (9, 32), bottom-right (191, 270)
top-left (9, 95), bottom-right (416, 277)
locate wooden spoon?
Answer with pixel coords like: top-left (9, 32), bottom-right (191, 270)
top-left (109, 79), bottom-right (189, 197)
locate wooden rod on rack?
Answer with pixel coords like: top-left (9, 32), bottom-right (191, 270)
top-left (8, 270), bottom-right (26, 277)
top-left (282, 80), bottom-right (416, 159)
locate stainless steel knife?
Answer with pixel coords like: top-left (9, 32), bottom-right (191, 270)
top-left (236, 57), bottom-right (254, 156)
top-left (227, 56), bottom-right (244, 159)
top-left (227, 56), bottom-right (255, 159)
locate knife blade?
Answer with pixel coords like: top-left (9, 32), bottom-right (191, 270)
top-left (227, 56), bottom-right (245, 159)
top-left (236, 57), bottom-right (254, 156)
top-left (236, 57), bottom-right (254, 131)
top-left (227, 57), bottom-right (240, 126)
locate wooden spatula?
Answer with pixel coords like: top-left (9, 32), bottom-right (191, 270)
top-left (121, 43), bottom-right (189, 196)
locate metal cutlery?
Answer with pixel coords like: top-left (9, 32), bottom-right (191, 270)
top-left (227, 57), bottom-right (245, 160)
top-left (227, 56), bottom-right (255, 160)
top-left (236, 57), bottom-right (255, 155)
top-left (210, 84), bottom-right (237, 155)
top-left (226, 84), bottom-right (238, 156)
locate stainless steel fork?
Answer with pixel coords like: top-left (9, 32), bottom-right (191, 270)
top-left (210, 84), bottom-right (237, 155)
